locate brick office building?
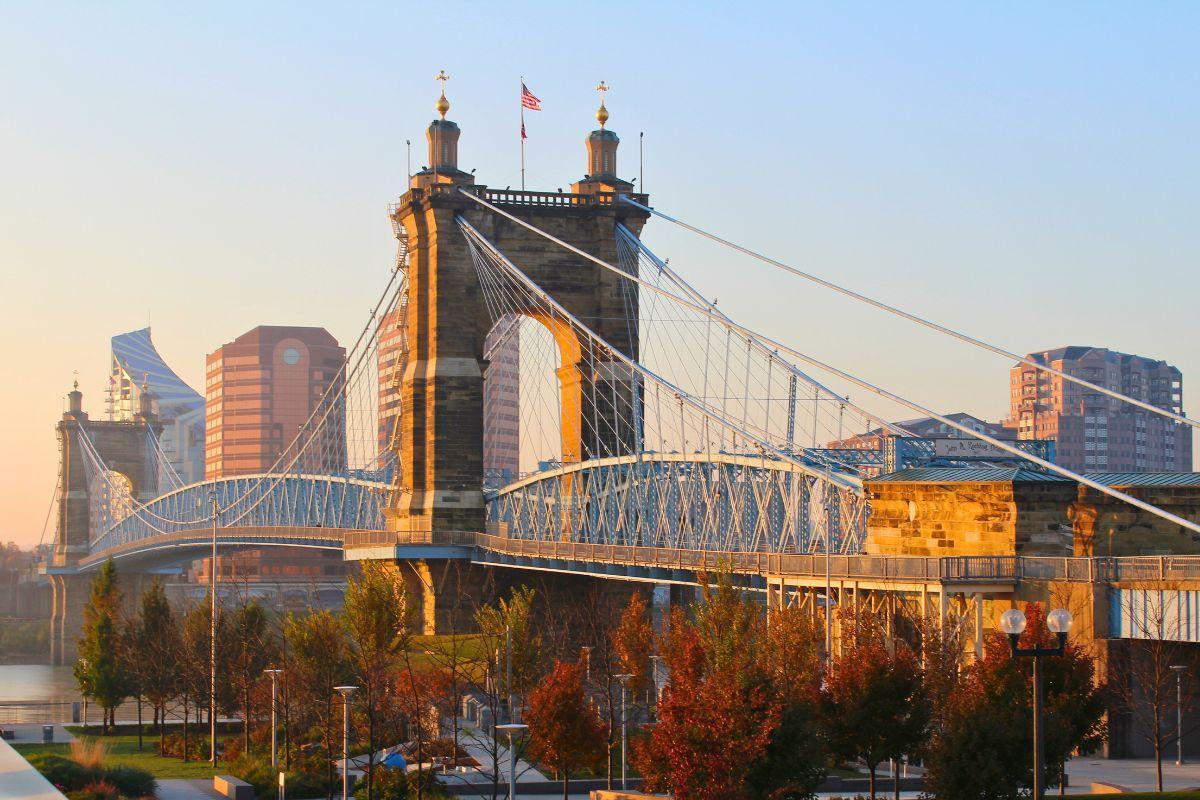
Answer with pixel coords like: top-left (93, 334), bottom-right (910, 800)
top-left (1005, 347), bottom-right (1191, 473)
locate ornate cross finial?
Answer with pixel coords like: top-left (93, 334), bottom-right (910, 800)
top-left (435, 70), bottom-right (451, 119)
top-left (595, 81), bottom-right (611, 128)
top-left (72, 369), bottom-right (79, 391)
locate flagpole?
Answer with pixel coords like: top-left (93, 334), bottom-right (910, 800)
top-left (520, 76), bottom-right (526, 191)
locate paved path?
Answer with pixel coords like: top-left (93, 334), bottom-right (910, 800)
top-left (156, 779), bottom-right (225, 800)
top-left (3, 722), bottom-right (78, 744)
top-left (1064, 756), bottom-right (1200, 793)
top-left (0, 737), bottom-right (66, 799)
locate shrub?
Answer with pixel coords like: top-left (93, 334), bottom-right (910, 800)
top-left (102, 765), bottom-right (157, 798)
top-left (26, 753), bottom-right (102, 790)
top-left (369, 767), bottom-right (448, 800)
top-left (161, 731), bottom-right (209, 761)
top-left (228, 752), bottom-right (331, 800)
top-left (65, 780), bottom-right (121, 800)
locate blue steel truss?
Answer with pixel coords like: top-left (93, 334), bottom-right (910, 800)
top-left (486, 453), bottom-right (868, 554)
top-left (89, 473), bottom-right (390, 554)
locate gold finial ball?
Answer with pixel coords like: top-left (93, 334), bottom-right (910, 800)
top-left (596, 102), bottom-right (609, 128)
top-left (436, 92), bottom-right (450, 119)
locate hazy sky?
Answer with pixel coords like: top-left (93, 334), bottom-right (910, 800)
top-left (3, 2), bottom-right (1197, 548)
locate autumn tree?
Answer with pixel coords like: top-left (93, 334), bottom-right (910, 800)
top-left (747, 606), bottom-right (827, 800)
top-left (821, 633), bottom-right (930, 799)
top-left (74, 558), bottom-right (128, 734)
top-left (526, 659), bottom-right (608, 800)
top-left (637, 574), bottom-right (795, 800)
top-left (636, 613), bottom-right (778, 800)
top-left (613, 591), bottom-right (655, 703)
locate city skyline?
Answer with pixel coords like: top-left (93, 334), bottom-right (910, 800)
top-left (4, 2), bottom-right (1199, 547)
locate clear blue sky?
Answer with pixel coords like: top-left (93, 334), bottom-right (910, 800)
top-left (2, 2), bottom-right (1197, 546)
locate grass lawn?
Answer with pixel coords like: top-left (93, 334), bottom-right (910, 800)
top-left (14, 728), bottom-right (237, 780)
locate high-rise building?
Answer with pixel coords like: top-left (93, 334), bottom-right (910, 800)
top-left (201, 325), bottom-right (348, 585)
top-left (483, 318), bottom-right (520, 483)
top-left (1005, 346), bottom-right (1192, 472)
top-left (205, 326), bottom-right (347, 478)
top-left (377, 305), bottom-right (406, 458)
top-left (108, 327), bottom-right (205, 483)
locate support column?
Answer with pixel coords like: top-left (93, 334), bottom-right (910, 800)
top-left (974, 592), bottom-right (984, 660)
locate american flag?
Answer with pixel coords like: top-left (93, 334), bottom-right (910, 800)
top-left (521, 121), bottom-right (527, 140)
top-left (521, 83), bottom-right (542, 111)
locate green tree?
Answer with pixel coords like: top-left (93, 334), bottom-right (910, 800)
top-left (285, 609), bottom-right (351, 798)
top-left (229, 600), bottom-right (277, 754)
top-left (475, 586), bottom-right (542, 701)
top-left (181, 597), bottom-right (233, 761)
top-left (526, 659), bottom-right (607, 800)
top-left (74, 559), bottom-right (128, 734)
top-left (344, 562), bottom-right (414, 799)
top-left (134, 580), bottom-right (182, 756)
top-left (924, 604), bottom-right (1106, 800)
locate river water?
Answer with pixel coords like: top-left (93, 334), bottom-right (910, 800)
top-left (0, 663), bottom-right (134, 724)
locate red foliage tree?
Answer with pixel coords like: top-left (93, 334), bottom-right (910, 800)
top-left (525, 659), bottom-right (608, 800)
top-left (635, 614), bottom-right (780, 800)
top-left (821, 636), bottom-right (929, 799)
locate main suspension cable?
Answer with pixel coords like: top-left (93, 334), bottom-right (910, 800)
top-left (460, 188), bottom-right (1200, 536)
top-left (620, 196), bottom-right (1197, 433)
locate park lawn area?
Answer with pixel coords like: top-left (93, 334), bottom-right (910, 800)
top-left (14, 729), bottom-right (236, 780)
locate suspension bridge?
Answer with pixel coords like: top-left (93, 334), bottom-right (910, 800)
top-left (43, 82), bottom-right (1200, 664)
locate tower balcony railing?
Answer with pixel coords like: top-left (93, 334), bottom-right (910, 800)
top-left (395, 183), bottom-right (649, 211)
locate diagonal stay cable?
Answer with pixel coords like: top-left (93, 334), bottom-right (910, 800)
top-left (461, 188), bottom-right (1200, 537)
top-left (621, 196), bottom-right (1198, 434)
top-left (458, 214), bottom-right (863, 493)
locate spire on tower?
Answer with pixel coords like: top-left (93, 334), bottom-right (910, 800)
top-left (595, 81), bottom-right (610, 129)
top-left (409, 69), bottom-right (474, 190)
top-left (435, 70), bottom-right (450, 119)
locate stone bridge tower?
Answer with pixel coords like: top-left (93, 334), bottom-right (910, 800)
top-left (48, 382), bottom-right (161, 663)
top-left (378, 82), bottom-right (650, 629)
top-left (386, 83), bottom-right (650, 544)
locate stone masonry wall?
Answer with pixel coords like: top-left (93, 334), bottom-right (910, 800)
top-left (865, 480), bottom-right (1076, 557)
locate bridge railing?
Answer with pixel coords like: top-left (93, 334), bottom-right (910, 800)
top-left (1019, 556), bottom-right (1200, 583)
top-left (473, 534), bottom-right (1021, 583)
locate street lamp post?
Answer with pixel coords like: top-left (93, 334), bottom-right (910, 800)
top-left (999, 607), bottom-right (1073, 800)
top-left (334, 686), bottom-right (358, 800)
top-left (1172, 665), bottom-right (1188, 766)
top-left (615, 673), bottom-right (634, 790)
top-left (209, 491), bottom-right (219, 766)
top-left (264, 669), bottom-right (284, 771)
top-left (495, 723), bottom-right (528, 800)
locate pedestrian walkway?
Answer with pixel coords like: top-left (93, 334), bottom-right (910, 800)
top-left (156, 780), bottom-right (225, 800)
top-left (3, 722), bottom-right (78, 743)
top-left (0, 737), bottom-right (65, 800)
top-left (1065, 757), bottom-right (1200, 793)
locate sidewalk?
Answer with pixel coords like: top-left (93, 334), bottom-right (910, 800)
top-left (0, 737), bottom-right (66, 800)
top-left (4, 722), bottom-right (78, 744)
top-left (1065, 757), bottom-right (1200, 794)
